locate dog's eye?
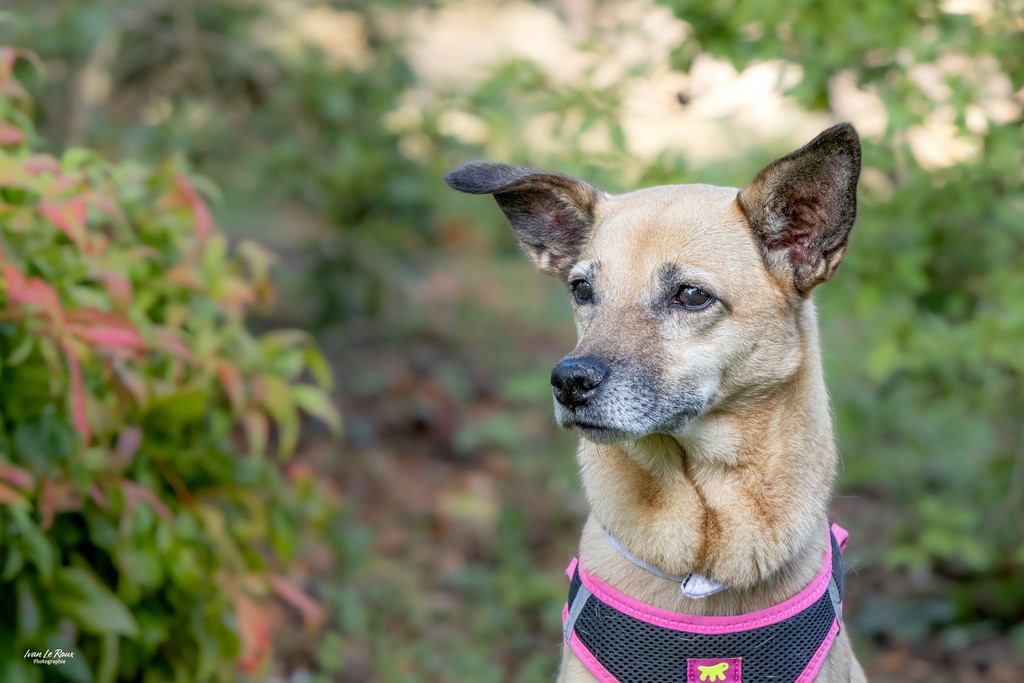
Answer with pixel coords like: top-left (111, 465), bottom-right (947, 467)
top-left (675, 285), bottom-right (714, 311)
top-left (570, 279), bottom-right (594, 304)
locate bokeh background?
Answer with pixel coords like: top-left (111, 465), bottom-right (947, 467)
top-left (1, 0), bottom-right (1022, 681)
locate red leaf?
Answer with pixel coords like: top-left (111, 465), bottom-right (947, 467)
top-left (0, 46), bottom-right (17, 79)
top-left (215, 360), bottom-right (245, 412)
top-left (120, 480), bottom-right (175, 524)
top-left (40, 199), bottom-right (88, 248)
top-left (88, 484), bottom-right (110, 510)
top-left (0, 47), bottom-right (23, 85)
top-left (234, 593), bottom-right (272, 673)
top-left (164, 263), bottom-right (204, 290)
top-left (174, 174), bottom-right (215, 238)
top-left (0, 460), bottom-right (34, 490)
top-left (61, 340), bottom-right (90, 445)
top-left (0, 123), bottom-right (24, 145)
top-left (66, 308), bottom-right (145, 350)
top-left (24, 155), bottom-right (61, 175)
top-left (66, 307), bottom-right (129, 326)
top-left (285, 463), bottom-right (314, 483)
top-left (114, 427), bottom-right (143, 469)
top-left (0, 482), bottom-right (28, 507)
top-left (4, 266), bottom-right (64, 325)
top-left (116, 428), bottom-right (142, 458)
top-left (270, 575), bottom-right (327, 631)
top-left (102, 273), bottom-right (134, 310)
top-left (0, 48), bottom-right (42, 102)
top-left (80, 191), bottom-right (123, 221)
top-left (39, 479), bottom-right (84, 530)
top-left (151, 327), bottom-right (195, 362)
top-left (69, 324), bottom-right (145, 349)
top-left (0, 47), bottom-right (42, 83)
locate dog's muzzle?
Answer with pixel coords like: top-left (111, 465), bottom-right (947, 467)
top-left (551, 357), bottom-right (608, 409)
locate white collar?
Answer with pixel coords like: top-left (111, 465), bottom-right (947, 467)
top-left (604, 528), bottom-right (727, 599)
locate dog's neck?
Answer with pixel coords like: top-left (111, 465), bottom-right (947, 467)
top-left (575, 305), bottom-right (837, 617)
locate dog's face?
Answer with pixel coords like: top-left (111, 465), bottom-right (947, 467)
top-left (548, 184), bottom-right (803, 443)
top-left (446, 125), bottom-right (861, 444)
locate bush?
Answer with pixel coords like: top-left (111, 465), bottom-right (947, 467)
top-left (0, 48), bottom-right (339, 682)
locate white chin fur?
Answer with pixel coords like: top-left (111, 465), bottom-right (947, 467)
top-left (555, 406), bottom-right (696, 444)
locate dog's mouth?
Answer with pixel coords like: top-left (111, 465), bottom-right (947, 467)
top-left (558, 408), bottom-right (701, 444)
top-left (562, 418), bottom-right (635, 444)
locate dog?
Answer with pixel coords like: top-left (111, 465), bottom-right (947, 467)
top-left (446, 123), bottom-right (867, 682)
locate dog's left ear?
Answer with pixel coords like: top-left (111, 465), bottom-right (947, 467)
top-left (444, 162), bottom-right (604, 278)
top-left (738, 123), bottom-right (861, 294)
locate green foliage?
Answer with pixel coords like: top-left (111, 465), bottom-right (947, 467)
top-left (665, 0), bottom-right (1024, 631)
top-left (0, 50), bottom-right (339, 682)
top-left (0, 0), bottom-right (446, 326)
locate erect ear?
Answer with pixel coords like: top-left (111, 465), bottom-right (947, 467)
top-left (444, 162), bottom-right (604, 278)
top-left (738, 123), bottom-right (862, 295)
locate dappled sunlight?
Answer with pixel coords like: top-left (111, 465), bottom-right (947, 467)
top-left (399, 0), bottom-right (1022, 175)
top-left (255, 1), bottom-right (373, 70)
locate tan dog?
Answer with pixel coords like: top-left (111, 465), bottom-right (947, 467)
top-left (446, 124), bottom-right (867, 682)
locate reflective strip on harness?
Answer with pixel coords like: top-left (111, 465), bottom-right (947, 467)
top-left (563, 525), bottom-right (847, 683)
top-left (564, 581), bottom-right (592, 643)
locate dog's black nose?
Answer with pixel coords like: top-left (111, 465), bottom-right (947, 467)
top-left (551, 358), bottom-right (608, 408)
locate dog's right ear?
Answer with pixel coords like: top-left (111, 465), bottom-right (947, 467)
top-left (738, 123), bottom-right (861, 295)
top-left (445, 162), bottom-right (603, 278)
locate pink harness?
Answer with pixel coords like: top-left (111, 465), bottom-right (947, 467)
top-left (562, 524), bottom-right (849, 683)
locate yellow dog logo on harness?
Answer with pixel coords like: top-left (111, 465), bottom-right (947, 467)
top-left (697, 661), bottom-right (729, 681)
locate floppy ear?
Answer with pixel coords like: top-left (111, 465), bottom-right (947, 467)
top-left (444, 162), bottom-right (604, 278)
top-left (738, 123), bottom-right (861, 294)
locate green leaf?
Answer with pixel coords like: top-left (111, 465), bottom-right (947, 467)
top-left (269, 507), bottom-right (295, 564)
top-left (242, 411), bottom-right (269, 458)
top-left (50, 565), bottom-right (140, 636)
top-left (10, 508), bottom-right (54, 581)
top-left (2, 548), bottom-right (24, 581)
top-left (116, 546), bottom-right (164, 595)
top-left (260, 376), bottom-right (299, 457)
top-left (146, 388), bottom-right (207, 425)
top-left (12, 416), bottom-right (78, 465)
top-left (4, 334), bottom-right (34, 367)
top-left (16, 577), bottom-right (40, 636)
top-left (303, 347), bottom-right (334, 390)
top-left (200, 234), bottom-right (228, 280)
top-left (272, 349), bottom-right (305, 381)
top-left (235, 240), bottom-right (275, 282)
top-left (292, 385), bottom-right (342, 436)
top-left (97, 632), bottom-right (119, 683)
top-left (259, 330), bottom-right (310, 356)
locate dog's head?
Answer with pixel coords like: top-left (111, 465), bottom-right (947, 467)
top-left (446, 124), bottom-right (861, 445)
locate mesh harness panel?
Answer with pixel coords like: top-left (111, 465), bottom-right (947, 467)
top-left (564, 529), bottom-right (845, 683)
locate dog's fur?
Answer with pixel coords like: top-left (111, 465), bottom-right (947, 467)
top-left (446, 124), bottom-right (867, 682)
